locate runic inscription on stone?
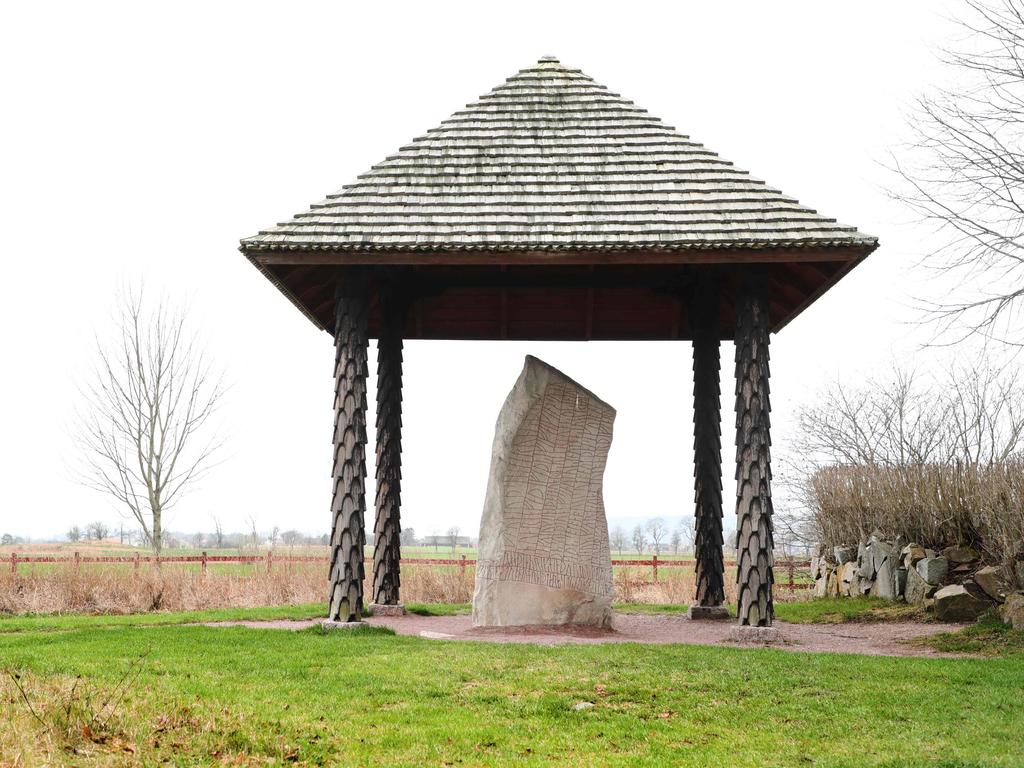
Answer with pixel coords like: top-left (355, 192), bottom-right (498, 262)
top-left (472, 356), bottom-right (615, 628)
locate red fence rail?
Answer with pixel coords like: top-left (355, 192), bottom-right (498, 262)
top-left (5, 552), bottom-right (812, 590)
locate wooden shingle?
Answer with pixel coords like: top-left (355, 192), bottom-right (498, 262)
top-left (241, 57), bottom-right (876, 255)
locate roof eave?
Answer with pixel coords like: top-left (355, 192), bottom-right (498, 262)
top-left (770, 239), bottom-right (879, 333)
top-left (241, 238), bottom-right (878, 335)
top-left (241, 238), bottom-right (878, 267)
top-left (244, 251), bottom-right (329, 331)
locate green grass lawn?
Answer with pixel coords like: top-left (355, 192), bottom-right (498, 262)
top-left (1, 606), bottom-right (1022, 766)
top-left (922, 615), bottom-right (1024, 657)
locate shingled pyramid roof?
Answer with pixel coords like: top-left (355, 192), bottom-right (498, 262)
top-left (240, 57), bottom-right (876, 255)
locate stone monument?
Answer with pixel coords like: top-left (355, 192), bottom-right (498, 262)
top-left (472, 356), bottom-right (615, 628)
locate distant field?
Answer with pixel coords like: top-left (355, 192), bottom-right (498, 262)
top-left (0, 540), bottom-right (767, 563)
top-left (0, 541), bottom-right (740, 570)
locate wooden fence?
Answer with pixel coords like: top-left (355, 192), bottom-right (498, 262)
top-left (5, 552), bottom-right (812, 590)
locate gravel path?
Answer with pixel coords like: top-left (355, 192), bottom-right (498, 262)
top-left (201, 612), bottom-right (965, 657)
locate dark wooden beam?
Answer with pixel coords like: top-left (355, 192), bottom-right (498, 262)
top-left (249, 245), bottom-right (867, 267)
top-left (584, 286), bottom-right (595, 340)
top-left (771, 257), bottom-right (866, 333)
top-left (268, 257), bottom-right (870, 340)
top-left (500, 286), bottom-right (509, 340)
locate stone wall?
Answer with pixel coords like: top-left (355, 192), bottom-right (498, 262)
top-left (811, 532), bottom-right (1024, 624)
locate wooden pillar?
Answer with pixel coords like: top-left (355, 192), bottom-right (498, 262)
top-left (371, 289), bottom-right (405, 607)
top-left (328, 274), bottom-right (369, 623)
top-left (734, 269), bottom-right (775, 626)
top-left (692, 280), bottom-right (726, 610)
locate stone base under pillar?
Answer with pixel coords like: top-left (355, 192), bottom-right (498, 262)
top-left (728, 625), bottom-right (782, 645)
top-left (321, 619), bottom-right (369, 631)
top-left (687, 605), bottom-right (731, 621)
top-left (369, 603), bottom-right (407, 617)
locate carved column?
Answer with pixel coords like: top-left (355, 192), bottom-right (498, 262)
top-left (371, 289), bottom-right (405, 610)
top-left (328, 274), bottom-right (369, 623)
top-left (691, 281), bottom-right (727, 617)
top-left (734, 270), bottom-right (775, 626)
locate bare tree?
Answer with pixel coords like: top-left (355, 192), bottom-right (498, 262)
top-left (87, 521), bottom-right (110, 541)
top-left (669, 528), bottom-right (682, 555)
top-left (609, 525), bottom-right (627, 555)
top-left (782, 356), bottom-right (1024, 546)
top-left (631, 524), bottom-right (647, 556)
top-left (792, 361), bottom-right (1024, 471)
top-left (892, 0), bottom-right (1024, 342)
top-left (677, 518), bottom-right (696, 556)
top-left (280, 529), bottom-right (302, 546)
top-left (792, 368), bottom-right (950, 469)
top-left (67, 525), bottom-right (82, 543)
top-left (74, 289), bottom-right (224, 555)
top-left (212, 516), bottom-right (224, 549)
top-left (446, 526), bottom-right (461, 554)
top-left (645, 518), bottom-right (668, 555)
top-left (248, 516), bottom-right (260, 550)
top-left (400, 527), bottom-right (417, 547)
top-left (723, 524), bottom-right (737, 557)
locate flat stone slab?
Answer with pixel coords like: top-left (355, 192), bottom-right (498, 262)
top-left (419, 630), bottom-right (456, 640)
top-left (320, 619), bottom-right (369, 631)
top-left (369, 603), bottom-right (407, 617)
top-left (687, 605), bottom-right (731, 621)
top-left (728, 625), bottom-right (784, 646)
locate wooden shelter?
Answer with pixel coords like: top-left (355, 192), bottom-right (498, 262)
top-left (241, 57), bottom-right (878, 627)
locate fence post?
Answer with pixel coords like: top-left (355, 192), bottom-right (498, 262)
top-left (10, 553), bottom-right (16, 574)
top-left (460, 554), bottom-right (466, 578)
top-left (266, 550), bottom-right (273, 573)
top-left (201, 551), bottom-right (208, 575)
top-left (133, 553), bottom-right (140, 573)
top-left (787, 558), bottom-right (795, 591)
top-left (73, 551), bottom-right (80, 572)
top-left (652, 554), bottom-right (658, 582)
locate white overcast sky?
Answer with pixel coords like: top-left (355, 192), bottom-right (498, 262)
top-left (1, 1), bottom-right (972, 540)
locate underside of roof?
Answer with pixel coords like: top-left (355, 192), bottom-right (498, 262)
top-left (241, 56), bottom-right (878, 337)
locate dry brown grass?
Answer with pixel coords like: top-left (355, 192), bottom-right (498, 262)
top-left (613, 566), bottom-right (809, 605)
top-left (0, 668), bottom-right (300, 768)
top-left (0, 565), bottom-right (326, 615)
top-left (0, 562), bottom-right (477, 615)
top-left (398, 563), bottom-right (475, 604)
top-left (0, 560), bottom-right (810, 616)
top-left (811, 462), bottom-right (1024, 568)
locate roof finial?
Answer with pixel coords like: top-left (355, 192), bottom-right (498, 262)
top-left (538, 55), bottom-right (560, 63)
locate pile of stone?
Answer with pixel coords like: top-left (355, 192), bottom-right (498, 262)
top-left (811, 533), bottom-right (1024, 626)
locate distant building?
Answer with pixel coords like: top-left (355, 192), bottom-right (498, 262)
top-left (421, 535), bottom-right (473, 548)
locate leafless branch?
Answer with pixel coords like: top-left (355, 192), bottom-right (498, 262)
top-left (891, 0), bottom-right (1024, 343)
top-left (778, 353), bottom-right (1024, 554)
